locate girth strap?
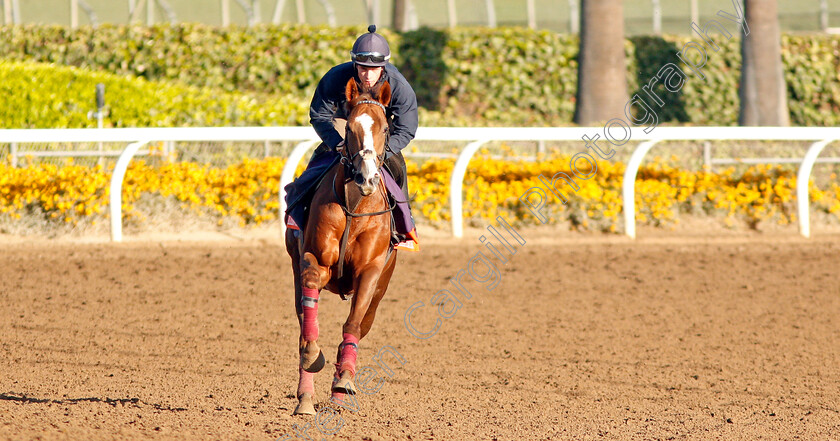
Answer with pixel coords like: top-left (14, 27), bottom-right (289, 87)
top-left (337, 211), bottom-right (352, 280)
top-left (333, 172), bottom-right (396, 280)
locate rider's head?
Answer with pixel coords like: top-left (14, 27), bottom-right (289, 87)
top-left (351, 25), bottom-right (389, 89)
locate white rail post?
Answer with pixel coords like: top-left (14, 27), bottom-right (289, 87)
top-left (568, 0), bottom-right (579, 33)
top-left (278, 139), bottom-right (320, 239)
top-left (797, 139), bottom-right (834, 238)
top-left (71, 0), bottom-right (79, 28)
top-left (10, 142), bottom-right (18, 167)
top-left (110, 140), bottom-right (151, 242)
top-left (446, 0), bottom-right (456, 27)
top-left (485, 0), bottom-right (496, 27)
top-left (622, 140), bottom-right (661, 239)
top-left (651, 0), bottom-right (662, 34)
top-left (450, 140), bottom-right (489, 238)
top-left (526, 0), bottom-right (536, 29)
top-left (271, 0), bottom-right (286, 23)
top-left (314, 0), bottom-right (336, 26)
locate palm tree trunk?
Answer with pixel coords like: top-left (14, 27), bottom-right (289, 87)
top-left (393, 0), bottom-right (406, 31)
top-left (739, 0), bottom-right (789, 126)
top-left (574, 0), bottom-right (628, 125)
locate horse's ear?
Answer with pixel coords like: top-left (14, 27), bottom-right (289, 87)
top-left (376, 81), bottom-right (392, 107)
top-left (345, 79), bottom-right (359, 103)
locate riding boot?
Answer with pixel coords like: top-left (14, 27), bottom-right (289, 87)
top-left (284, 143), bottom-right (339, 227)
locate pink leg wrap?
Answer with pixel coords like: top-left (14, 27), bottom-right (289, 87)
top-left (297, 366), bottom-right (315, 396)
top-left (338, 333), bottom-right (359, 376)
top-left (331, 371), bottom-right (346, 402)
top-left (301, 287), bottom-right (319, 342)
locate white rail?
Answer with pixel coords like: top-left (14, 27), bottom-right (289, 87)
top-left (278, 139), bottom-right (320, 238)
top-left (797, 139), bottom-right (837, 238)
top-left (449, 140), bottom-right (490, 238)
top-left (1, 126), bottom-right (838, 241)
top-left (622, 140), bottom-right (661, 239)
top-left (109, 140), bottom-right (150, 242)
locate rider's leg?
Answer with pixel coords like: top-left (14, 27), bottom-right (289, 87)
top-left (383, 150), bottom-right (408, 202)
top-left (284, 119), bottom-right (348, 208)
top-left (283, 146), bottom-right (335, 207)
top-left (382, 150), bottom-right (414, 244)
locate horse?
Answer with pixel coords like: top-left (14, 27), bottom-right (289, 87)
top-left (285, 78), bottom-right (399, 415)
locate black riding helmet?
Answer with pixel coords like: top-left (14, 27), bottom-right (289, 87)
top-left (351, 25), bottom-right (390, 67)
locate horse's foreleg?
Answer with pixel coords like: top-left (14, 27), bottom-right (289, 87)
top-left (332, 268), bottom-right (381, 397)
top-left (287, 233), bottom-right (319, 415)
top-left (299, 252), bottom-right (328, 375)
top-left (359, 251), bottom-right (397, 339)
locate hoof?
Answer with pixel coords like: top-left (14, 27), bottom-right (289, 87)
top-left (301, 343), bottom-right (326, 373)
top-left (293, 393), bottom-right (316, 415)
top-left (331, 371), bottom-right (356, 395)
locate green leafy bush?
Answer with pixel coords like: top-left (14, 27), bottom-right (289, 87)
top-left (0, 23), bottom-right (376, 98)
top-left (1, 23), bottom-right (838, 127)
top-left (0, 60), bottom-right (308, 128)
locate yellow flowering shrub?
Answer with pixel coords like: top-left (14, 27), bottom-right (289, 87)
top-left (1, 155), bottom-right (838, 233)
top-left (0, 157), bottom-right (287, 228)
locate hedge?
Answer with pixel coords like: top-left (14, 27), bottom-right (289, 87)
top-left (0, 60), bottom-right (308, 128)
top-left (1, 24), bottom-right (839, 127)
top-left (3, 156), bottom-right (838, 232)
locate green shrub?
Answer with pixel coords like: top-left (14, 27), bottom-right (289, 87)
top-left (0, 60), bottom-right (308, 128)
top-left (1, 23), bottom-right (838, 127)
top-left (0, 23), bottom-right (377, 98)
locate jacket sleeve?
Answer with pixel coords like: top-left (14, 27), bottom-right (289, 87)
top-left (387, 79), bottom-right (419, 154)
top-left (309, 70), bottom-right (345, 149)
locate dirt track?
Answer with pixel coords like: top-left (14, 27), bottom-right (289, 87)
top-left (1, 230), bottom-right (839, 440)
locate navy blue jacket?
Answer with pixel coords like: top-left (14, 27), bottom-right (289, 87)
top-left (309, 62), bottom-right (418, 154)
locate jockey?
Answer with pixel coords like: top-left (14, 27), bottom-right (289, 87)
top-left (284, 25), bottom-right (418, 245)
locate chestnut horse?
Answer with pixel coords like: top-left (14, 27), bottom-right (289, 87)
top-left (285, 78), bottom-right (398, 415)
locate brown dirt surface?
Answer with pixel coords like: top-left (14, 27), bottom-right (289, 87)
top-left (1, 228), bottom-right (839, 440)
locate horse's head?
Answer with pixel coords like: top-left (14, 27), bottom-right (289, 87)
top-left (342, 78), bottom-right (391, 196)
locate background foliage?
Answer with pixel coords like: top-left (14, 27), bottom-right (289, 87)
top-left (0, 60), bottom-right (308, 127)
top-left (2, 156), bottom-right (838, 234)
top-left (1, 24), bottom-right (839, 128)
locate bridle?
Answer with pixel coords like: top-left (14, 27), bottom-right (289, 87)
top-left (339, 99), bottom-right (390, 185)
top-left (333, 97), bottom-right (396, 279)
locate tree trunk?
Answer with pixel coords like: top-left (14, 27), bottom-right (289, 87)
top-left (392, 0), bottom-right (406, 31)
top-left (574, 0), bottom-right (628, 125)
top-left (739, 0), bottom-right (789, 126)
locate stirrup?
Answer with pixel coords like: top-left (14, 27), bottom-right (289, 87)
top-left (390, 231), bottom-right (407, 246)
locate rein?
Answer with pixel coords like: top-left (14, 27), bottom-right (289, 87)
top-left (334, 98), bottom-right (394, 279)
top-left (332, 172), bottom-right (395, 280)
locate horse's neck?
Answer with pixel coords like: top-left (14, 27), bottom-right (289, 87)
top-left (335, 166), bottom-right (387, 217)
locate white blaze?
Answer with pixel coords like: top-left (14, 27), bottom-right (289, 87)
top-left (356, 112), bottom-right (378, 183)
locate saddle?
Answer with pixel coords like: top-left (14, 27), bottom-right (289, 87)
top-left (285, 161), bottom-right (419, 252)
